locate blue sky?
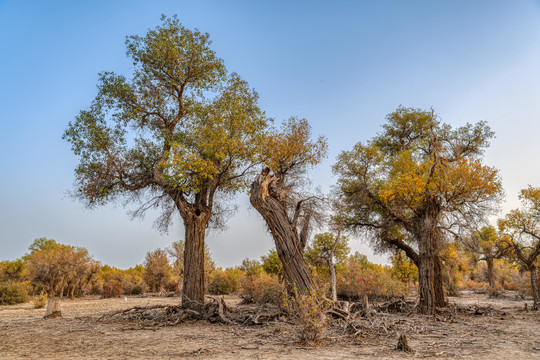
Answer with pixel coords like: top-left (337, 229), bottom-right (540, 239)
top-left (1, 0), bottom-right (540, 268)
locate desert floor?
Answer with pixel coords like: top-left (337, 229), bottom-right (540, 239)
top-left (1, 291), bottom-right (539, 359)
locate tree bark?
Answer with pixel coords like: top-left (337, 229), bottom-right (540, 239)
top-left (250, 170), bottom-right (315, 295)
top-left (415, 202), bottom-right (443, 315)
top-left (529, 265), bottom-right (540, 309)
top-left (433, 255), bottom-right (446, 307)
top-left (181, 211), bottom-right (209, 310)
top-left (486, 257), bottom-right (495, 289)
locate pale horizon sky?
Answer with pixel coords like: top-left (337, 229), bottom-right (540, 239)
top-left (2, 0), bottom-right (540, 269)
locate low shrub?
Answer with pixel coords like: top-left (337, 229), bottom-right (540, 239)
top-left (337, 259), bottom-right (408, 301)
top-left (0, 282), bottom-right (29, 305)
top-left (284, 287), bottom-right (329, 344)
top-left (102, 280), bottom-right (123, 298)
top-left (209, 268), bottom-right (242, 295)
top-left (33, 292), bottom-right (47, 309)
top-left (129, 284), bottom-right (144, 295)
top-left (240, 274), bottom-right (285, 306)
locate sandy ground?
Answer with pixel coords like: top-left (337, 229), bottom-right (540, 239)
top-left (0, 292), bottom-right (539, 359)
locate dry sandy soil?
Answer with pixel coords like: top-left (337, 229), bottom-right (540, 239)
top-left (1, 291), bottom-right (539, 359)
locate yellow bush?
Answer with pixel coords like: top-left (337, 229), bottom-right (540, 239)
top-left (284, 287), bottom-right (329, 344)
top-left (240, 273), bottom-right (285, 306)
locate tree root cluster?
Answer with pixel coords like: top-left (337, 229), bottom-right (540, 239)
top-left (95, 297), bottom-right (284, 328)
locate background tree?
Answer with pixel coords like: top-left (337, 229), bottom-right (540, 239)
top-left (166, 239), bottom-right (214, 289)
top-left (305, 231), bottom-right (350, 301)
top-left (25, 239), bottom-right (96, 299)
top-left (63, 16), bottom-right (268, 309)
top-left (260, 249), bottom-right (283, 280)
top-left (250, 117), bottom-right (327, 295)
top-left (460, 225), bottom-right (507, 288)
top-left (390, 250), bottom-right (418, 283)
top-left (143, 249), bottom-right (173, 292)
top-left (499, 186), bottom-right (540, 309)
top-left (333, 106), bottom-right (502, 314)
top-left (0, 259), bottom-right (25, 283)
top-left (239, 258), bottom-right (263, 277)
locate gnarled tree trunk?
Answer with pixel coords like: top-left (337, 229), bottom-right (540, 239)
top-left (415, 201), bottom-right (444, 315)
top-left (250, 170), bottom-right (315, 294)
top-left (434, 255), bottom-right (446, 307)
top-left (181, 210), bottom-right (209, 310)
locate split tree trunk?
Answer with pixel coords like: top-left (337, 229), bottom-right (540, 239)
top-left (181, 211), bottom-right (209, 310)
top-left (250, 170), bottom-right (315, 295)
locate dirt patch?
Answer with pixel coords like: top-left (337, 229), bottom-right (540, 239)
top-left (0, 293), bottom-right (539, 359)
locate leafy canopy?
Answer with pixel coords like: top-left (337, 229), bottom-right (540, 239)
top-left (63, 15), bottom-right (267, 227)
top-left (333, 106), bottom-right (502, 254)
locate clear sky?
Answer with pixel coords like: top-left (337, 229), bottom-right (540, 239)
top-left (1, 0), bottom-right (540, 268)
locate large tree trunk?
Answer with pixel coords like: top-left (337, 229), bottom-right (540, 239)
top-left (415, 202), bottom-right (443, 315)
top-left (529, 265), bottom-right (540, 310)
top-left (486, 257), bottom-right (496, 289)
top-left (433, 255), bottom-right (446, 307)
top-left (417, 253), bottom-right (435, 314)
top-left (181, 211), bottom-right (209, 310)
top-left (250, 170), bottom-right (315, 295)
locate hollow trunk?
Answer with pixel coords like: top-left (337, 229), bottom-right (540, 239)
top-left (486, 257), bottom-right (495, 289)
top-left (250, 171), bottom-right (315, 295)
top-left (529, 265), bottom-right (540, 309)
top-left (181, 212), bottom-right (209, 310)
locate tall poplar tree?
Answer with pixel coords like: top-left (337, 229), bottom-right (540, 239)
top-left (333, 107), bottom-right (502, 314)
top-left (64, 16), bottom-right (267, 309)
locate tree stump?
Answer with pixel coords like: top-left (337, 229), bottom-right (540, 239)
top-left (396, 333), bottom-right (414, 353)
top-left (44, 298), bottom-right (62, 319)
top-left (361, 294), bottom-right (370, 316)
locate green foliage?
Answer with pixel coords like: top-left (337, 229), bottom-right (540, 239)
top-left (305, 232), bottom-right (350, 278)
top-left (62, 15), bottom-right (268, 227)
top-left (499, 186), bottom-right (540, 264)
top-left (208, 267), bottom-right (242, 295)
top-left (260, 249), bottom-right (283, 278)
top-left (98, 264), bottom-right (146, 295)
top-left (333, 106), bottom-right (502, 268)
top-left (390, 250), bottom-right (418, 283)
top-left (262, 117), bottom-right (328, 178)
top-left (26, 237), bottom-right (58, 256)
top-left (239, 258), bottom-right (263, 277)
top-left (0, 259), bottom-right (25, 282)
top-left (0, 282), bottom-right (29, 305)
